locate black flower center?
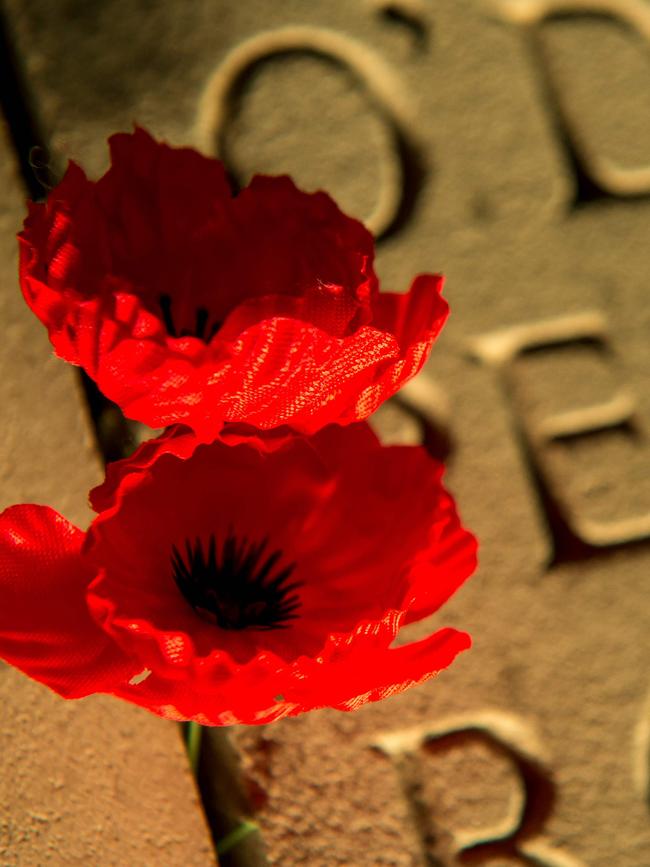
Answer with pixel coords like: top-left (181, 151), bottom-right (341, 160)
top-left (159, 294), bottom-right (221, 341)
top-left (171, 533), bottom-right (301, 630)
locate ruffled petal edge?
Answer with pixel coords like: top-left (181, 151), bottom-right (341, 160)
top-left (0, 505), bottom-right (134, 698)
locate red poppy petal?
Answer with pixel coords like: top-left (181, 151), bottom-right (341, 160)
top-left (90, 422), bottom-right (379, 519)
top-left (212, 318), bottom-right (401, 433)
top-left (96, 132), bottom-right (374, 333)
top-left (243, 174), bottom-right (375, 279)
top-left (108, 649), bottom-right (293, 726)
top-left (95, 128), bottom-right (234, 323)
top-left (89, 425), bottom-right (198, 513)
top-left (373, 274), bottom-right (448, 348)
top-left (80, 314), bottom-right (397, 436)
top-left (17, 264), bottom-right (77, 361)
top-left (226, 174), bottom-right (377, 326)
top-left (83, 436), bottom-right (336, 670)
top-left (34, 423), bottom-right (475, 725)
top-left (19, 130), bottom-right (448, 435)
top-left (84, 423), bottom-right (475, 687)
top-left (20, 160), bottom-right (111, 306)
top-left (90, 622), bottom-right (470, 727)
top-left (100, 126), bottom-right (232, 245)
top-left (104, 126), bottom-right (232, 222)
top-left (89, 423), bottom-right (299, 515)
top-left (289, 623), bottom-right (471, 714)
top-left (0, 505), bottom-right (132, 698)
top-left (346, 274), bottom-right (449, 423)
top-left (404, 490), bottom-right (478, 624)
top-left (46, 160), bottom-right (90, 209)
top-left (217, 291), bottom-right (364, 341)
top-left (22, 273), bottom-right (448, 437)
top-left (307, 419), bottom-right (381, 465)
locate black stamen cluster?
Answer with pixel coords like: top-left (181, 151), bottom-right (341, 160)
top-left (159, 294), bottom-right (221, 340)
top-left (171, 533), bottom-right (301, 630)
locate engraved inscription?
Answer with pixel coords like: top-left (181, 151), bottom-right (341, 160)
top-left (195, 26), bottom-right (419, 238)
top-left (469, 313), bottom-right (650, 559)
top-left (371, 376), bottom-right (454, 462)
top-left (372, 711), bottom-right (585, 866)
top-left (369, 0), bottom-right (430, 49)
top-left (496, 0), bottom-right (650, 201)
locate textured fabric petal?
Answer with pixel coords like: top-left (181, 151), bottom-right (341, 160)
top-left (89, 423), bottom-right (298, 514)
top-left (288, 621), bottom-right (471, 714)
top-left (348, 274), bottom-right (449, 423)
top-left (84, 429), bottom-right (408, 669)
top-left (106, 647), bottom-right (294, 726)
top-left (88, 304), bottom-right (444, 437)
top-left (1, 427), bottom-right (476, 724)
top-left (404, 489), bottom-right (479, 624)
top-left (107, 620), bottom-right (471, 726)
top-left (84, 425), bottom-right (475, 684)
top-left (19, 128), bottom-right (448, 435)
top-left (0, 505), bottom-right (133, 698)
top-left (89, 425), bottom-right (197, 513)
top-left (95, 131), bottom-right (377, 332)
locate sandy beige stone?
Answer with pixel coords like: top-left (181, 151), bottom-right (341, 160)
top-left (0, 122), bottom-right (215, 865)
top-left (3, 0), bottom-right (649, 864)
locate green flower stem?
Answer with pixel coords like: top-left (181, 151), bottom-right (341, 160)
top-left (216, 821), bottom-right (260, 856)
top-left (184, 720), bottom-right (203, 775)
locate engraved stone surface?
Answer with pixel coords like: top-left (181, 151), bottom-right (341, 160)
top-left (0, 121), bottom-right (215, 866)
top-left (3, 0), bottom-right (649, 864)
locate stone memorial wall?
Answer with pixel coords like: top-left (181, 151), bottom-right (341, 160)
top-left (0, 1), bottom-right (648, 864)
top-left (0, 121), bottom-right (215, 865)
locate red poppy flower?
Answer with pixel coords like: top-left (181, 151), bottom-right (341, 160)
top-left (19, 127), bottom-right (448, 439)
top-left (0, 424), bottom-right (476, 725)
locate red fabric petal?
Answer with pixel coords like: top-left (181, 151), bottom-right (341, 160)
top-left (82, 425), bottom-right (475, 703)
top-left (287, 621), bottom-right (471, 715)
top-left (0, 505), bottom-right (132, 698)
top-left (225, 174), bottom-right (377, 331)
top-left (105, 619), bottom-right (471, 726)
top-left (86, 278), bottom-right (446, 438)
top-left (0, 430), bottom-right (475, 723)
top-left (82, 313), bottom-right (391, 435)
top-left (89, 425), bottom-right (197, 513)
top-left (348, 274), bottom-right (448, 423)
top-left (89, 423), bottom-right (299, 514)
top-left (19, 128), bottom-right (448, 435)
top-left (404, 489), bottom-right (478, 624)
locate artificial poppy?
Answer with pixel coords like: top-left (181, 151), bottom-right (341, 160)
top-left (19, 127), bottom-right (448, 440)
top-left (0, 424), bottom-right (476, 725)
